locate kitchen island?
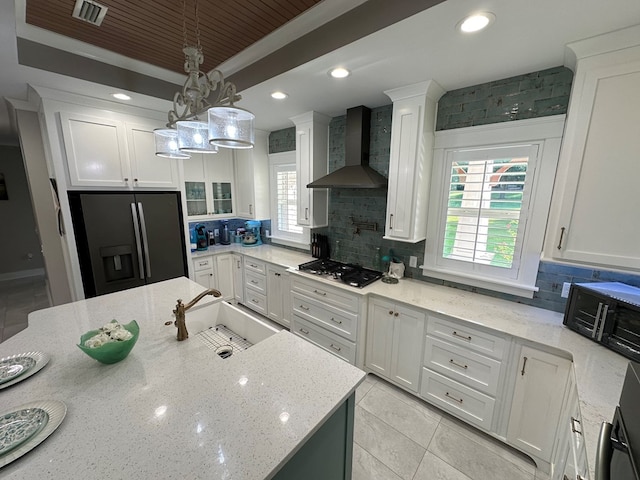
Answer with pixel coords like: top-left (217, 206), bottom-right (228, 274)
top-left (0, 277), bottom-right (365, 479)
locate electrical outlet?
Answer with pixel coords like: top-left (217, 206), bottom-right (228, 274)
top-left (409, 256), bottom-right (418, 268)
top-left (561, 282), bottom-right (571, 298)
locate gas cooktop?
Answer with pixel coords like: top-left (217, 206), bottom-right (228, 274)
top-left (298, 259), bottom-right (383, 288)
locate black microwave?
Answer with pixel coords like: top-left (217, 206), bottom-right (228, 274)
top-left (563, 282), bottom-right (640, 362)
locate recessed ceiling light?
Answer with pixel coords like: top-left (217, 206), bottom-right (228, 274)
top-left (271, 91), bottom-right (288, 100)
top-left (112, 93), bottom-right (131, 101)
top-left (458, 12), bottom-right (495, 33)
top-left (329, 67), bottom-right (350, 79)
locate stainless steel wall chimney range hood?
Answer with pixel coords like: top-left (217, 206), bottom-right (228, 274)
top-left (307, 105), bottom-right (388, 189)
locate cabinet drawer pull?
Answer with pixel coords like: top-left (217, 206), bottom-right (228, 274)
top-left (199, 262), bottom-right (208, 266)
top-left (313, 289), bottom-right (326, 296)
top-left (299, 328), bottom-right (309, 335)
top-left (521, 356), bottom-right (528, 376)
top-left (445, 392), bottom-right (463, 404)
top-left (389, 213), bottom-right (393, 229)
top-left (452, 331), bottom-right (472, 341)
top-left (250, 280), bottom-right (259, 285)
top-left (330, 317), bottom-right (343, 325)
top-left (571, 416), bottom-right (583, 435)
top-left (449, 359), bottom-right (468, 369)
top-left (557, 226), bottom-right (566, 250)
top-left (305, 207), bottom-right (309, 220)
top-left (299, 305), bottom-right (310, 311)
top-left (249, 204), bottom-right (253, 215)
top-left (249, 264), bottom-right (258, 268)
top-left (251, 298), bottom-right (259, 304)
top-left (329, 343), bottom-right (341, 352)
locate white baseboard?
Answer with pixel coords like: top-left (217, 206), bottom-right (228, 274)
top-left (0, 268), bottom-right (45, 282)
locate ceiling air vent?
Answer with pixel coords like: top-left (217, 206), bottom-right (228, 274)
top-left (72, 0), bottom-right (108, 26)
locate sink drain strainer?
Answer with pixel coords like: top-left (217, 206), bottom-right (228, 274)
top-left (216, 346), bottom-right (233, 359)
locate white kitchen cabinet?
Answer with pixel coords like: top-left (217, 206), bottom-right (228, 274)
top-left (232, 254), bottom-right (244, 303)
top-left (193, 256), bottom-right (214, 289)
top-left (291, 276), bottom-right (362, 365)
top-left (289, 111), bottom-right (329, 228)
top-left (234, 129), bottom-right (269, 219)
top-left (365, 297), bottom-right (425, 392)
top-left (550, 371), bottom-right (589, 480)
top-left (126, 121), bottom-right (179, 189)
top-left (59, 111), bottom-right (178, 189)
top-left (507, 345), bottom-right (571, 463)
top-left (546, 32), bottom-right (640, 270)
top-left (383, 80), bottom-right (444, 243)
top-left (183, 150), bottom-right (235, 218)
top-left (266, 264), bottom-right (291, 327)
top-left (59, 111), bottom-right (130, 188)
top-left (243, 258), bottom-right (267, 315)
top-left (213, 254), bottom-right (234, 301)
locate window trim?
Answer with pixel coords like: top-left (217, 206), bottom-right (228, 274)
top-left (268, 151), bottom-right (309, 248)
top-left (422, 115), bottom-right (566, 298)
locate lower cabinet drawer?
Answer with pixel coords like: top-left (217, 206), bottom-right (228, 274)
top-left (424, 336), bottom-right (502, 396)
top-left (193, 256), bottom-right (213, 272)
top-left (292, 315), bottom-right (356, 365)
top-left (427, 315), bottom-right (506, 360)
top-left (245, 271), bottom-right (266, 294)
top-left (420, 368), bottom-right (495, 430)
top-left (244, 289), bottom-right (267, 316)
top-left (291, 292), bottom-right (357, 341)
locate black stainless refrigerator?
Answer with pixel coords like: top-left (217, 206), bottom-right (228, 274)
top-left (69, 191), bottom-right (188, 297)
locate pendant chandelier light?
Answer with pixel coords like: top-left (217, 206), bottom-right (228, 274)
top-left (154, 0), bottom-right (255, 158)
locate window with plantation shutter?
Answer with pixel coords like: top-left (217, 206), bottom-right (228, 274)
top-left (423, 117), bottom-right (565, 298)
top-left (269, 152), bottom-right (308, 246)
top-left (443, 145), bottom-right (535, 270)
top-left (275, 167), bottom-right (303, 235)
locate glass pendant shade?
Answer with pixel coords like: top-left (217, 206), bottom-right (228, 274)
top-left (177, 120), bottom-right (218, 153)
top-left (154, 128), bottom-right (190, 158)
top-left (208, 106), bottom-right (255, 149)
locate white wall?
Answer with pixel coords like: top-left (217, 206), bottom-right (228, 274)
top-left (0, 145), bottom-right (44, 277)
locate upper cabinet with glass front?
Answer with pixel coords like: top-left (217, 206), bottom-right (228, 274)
top-left (183, 149), bottom-right (235, 219)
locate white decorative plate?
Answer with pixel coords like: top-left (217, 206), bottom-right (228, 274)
top-left (0, 400), bottom-right (66, 468)
top-left (0, 352), bottom-right (49, 390)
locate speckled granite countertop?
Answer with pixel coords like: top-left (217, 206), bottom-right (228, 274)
top-left (193, 245), bottom-right (625, 472)
top-left (190, 244), bottom-right (313, 268)
top-left (0, 277), bottom-right (365, 479)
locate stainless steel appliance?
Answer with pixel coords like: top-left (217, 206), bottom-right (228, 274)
top-left (563, 282), bottom-right (640, 362)
top-left (69, 192), bottom-right (188, 297)
top-left (298, 259), bottom-right (382, 288)
top-left (596, 361), bottom-right (640, 480)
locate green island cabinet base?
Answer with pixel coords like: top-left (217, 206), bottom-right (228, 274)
top-left (272, 393), bottom-right (355, 480)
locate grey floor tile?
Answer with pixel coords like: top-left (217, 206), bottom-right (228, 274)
top-left (355, 406), bottom-right (426, 480)
top-left (429, 423), bottom-right (534, 480)
top-left (352, 443), bottom-right (403, 480)
top-left (2, 322), bottom-right (28, 342)
top-left (413, 451), bottom-right (473, 480)
top-left (439, 415), bottom-right (536, 475)
top-left (372, 375), bottom-right (443, 423)
top-left (356, 374), bottom-right (377, 404)
top-left (359, 384), bottom-right (439, 448)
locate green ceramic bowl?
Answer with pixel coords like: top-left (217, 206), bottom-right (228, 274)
top-left (77, 320), bottom-right (140, 364)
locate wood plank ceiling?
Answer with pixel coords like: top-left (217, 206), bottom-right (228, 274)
top-left (25, 0), bottom-right (323, 74)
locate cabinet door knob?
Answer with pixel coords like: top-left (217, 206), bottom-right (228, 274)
top-left (394, 312), bottom-right (399, 317)
top-left (249, 204), bottom-right (253, 215)
top-left (124, 177), bottom-right (129, 182)
top-left (134, 178), bottom-right (138, 182)
top-left (389, 310), bottom-right (394, 315)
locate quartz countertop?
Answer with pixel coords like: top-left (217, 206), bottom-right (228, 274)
top-left (0, 277), bottom-right (365, 479)
top-left (190, 244), bottom-right (313, 268)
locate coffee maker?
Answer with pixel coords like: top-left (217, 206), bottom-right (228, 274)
top-left (242, 220), bottom-right (262, 247)
top-left (194, 224), bottom-right (208, 251)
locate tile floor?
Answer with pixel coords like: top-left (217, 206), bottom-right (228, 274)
top-left (353, 374), bottom-right (550, 480)
top-left (0, 275), bottom-right (50, 343)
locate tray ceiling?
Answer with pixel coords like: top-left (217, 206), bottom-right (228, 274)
top-left (25, 0), bottom-right (323, 74)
